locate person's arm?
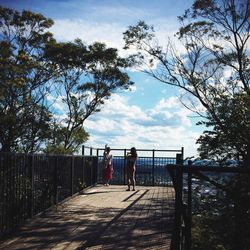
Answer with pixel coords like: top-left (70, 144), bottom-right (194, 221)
top-left (109, 155), bottom-right (112, 165)
top-left (125, 152), bottom-right (131, 159)
top-left (110, 155), bottom-right (113, 170)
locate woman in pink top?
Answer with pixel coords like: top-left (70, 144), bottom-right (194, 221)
top-left (102, 145), bottom-right (113, 186)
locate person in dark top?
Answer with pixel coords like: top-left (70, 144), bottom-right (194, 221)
top-left (125, 147), bottom-right (137, 191)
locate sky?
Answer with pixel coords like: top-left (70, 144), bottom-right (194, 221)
top-left (0, 0), bottom-right (205, 158)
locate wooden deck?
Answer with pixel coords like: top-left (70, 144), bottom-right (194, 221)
top-left (0, 185), bottom-right (175, 250)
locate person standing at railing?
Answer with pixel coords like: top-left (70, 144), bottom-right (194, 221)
top-left (125, 147), bottom-right (138, 191)
top-left (102, 145), bottom-right (113, 186)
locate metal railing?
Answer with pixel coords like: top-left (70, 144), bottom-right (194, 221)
top-left (0, 153), bottom-right (98, 239)
top-left (82, 146), bottom-right (184, 186)
top-left (167, 163), bottom-right (250, 250)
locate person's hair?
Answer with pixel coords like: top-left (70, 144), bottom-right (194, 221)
top-left (130, 147), bottom-right (137, 157)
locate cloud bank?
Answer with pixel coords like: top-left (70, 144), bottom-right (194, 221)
top-left (84, 94), bottom-right (200, 157)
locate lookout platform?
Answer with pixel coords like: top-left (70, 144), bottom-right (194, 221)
top-left (0, 185), bottom-right (175, 250)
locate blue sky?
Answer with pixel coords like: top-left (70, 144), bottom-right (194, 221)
top-left (1, 0), bottom-right (205, 157)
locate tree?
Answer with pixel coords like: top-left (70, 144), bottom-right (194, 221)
top-left (44, 122), bottom-right (89, 154)
top-left (0, 7), bottom-right (134, 154)
top-left (44, 40), bottom-right (134, 153)
top-left (197, 93), bottom-right (250, 163)
top-left (123, 0), bottom-right (250, 166)
top-left (0, 6), bottom-right (56, 152)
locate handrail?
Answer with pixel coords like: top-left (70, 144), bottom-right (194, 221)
top-left (82, 145), bottom-right (183, 156)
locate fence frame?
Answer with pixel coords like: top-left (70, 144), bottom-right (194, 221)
top-left (82, 145), bottom-right (184, 186)
top-left (0, 153), bottom-right (98, 239)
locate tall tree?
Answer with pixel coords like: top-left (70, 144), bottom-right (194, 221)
top-left (123, 0), bottom-right (250, 166)
top-left (0, 7), bottom-right (134, 154)
top-left (0, 6), bottom-right (55, 152)
top-left (44, 40), bottom-right (134, 152)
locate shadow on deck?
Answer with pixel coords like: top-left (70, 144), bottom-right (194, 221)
top-left (0, 185), bottom-right (175, 250)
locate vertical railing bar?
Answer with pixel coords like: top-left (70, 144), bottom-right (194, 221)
top-left (7, 154), bottom-right (13, 232)
top-left (94, 156), bottom-right (98, 185)
top-left (11, 154), bottom-right (15, 231)
top-left (123, 149), bottom-right (127, 185)
top-left (71, 156), bottom-right (74, 196)
top-left (18, 155), bottom-right (21, 228)
top-left (186, 160), bottom-right (192, 250)
top-left (152, 150), bottom-right (155, 186)
top-left (172, 153), bottom-right (184, 250)
top-left (54, 156), bottom-right (58, 205)
top-left (29, 154), bottom-right (34, 218)
top-left (0, 154), bottom-right (2, 236)
top-left (96, 149), bottom-right (99, 184)
top-left (3, 154), bottom-right (8, 235)
top-left (1, 154), bottom-right (5, 236)
top-left (15, 155), bottom-right (18, 228)
top-left (90, 156), bottom-right (93, 186)
top-left (82, 156), bottom-right (85, 189)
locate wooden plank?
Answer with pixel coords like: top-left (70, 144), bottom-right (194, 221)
top-left (0, 185), bottom-right (175, 250)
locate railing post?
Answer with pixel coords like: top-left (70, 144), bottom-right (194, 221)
top-left (96, 149), bottom-right (99, 184)
top-left (176, 153), bottom-right (183, 166)
top-left (82, 156), bottom-right (85, 189)
top-left (82, 145), bottom-right (85, 156)
top-left (28, 154), bottom-right (34, 218)
top-left (152, 149), bottom-right (155, 186)
top-left (171, 164), bottom-right (183, 250)
top-left (54, 156), bottom-right (58, 205)
top-left (186, 160), bottom-right (192, 250)
top-left (93, 156), bottom-right (98, 185)
top-left (124, 149), bottom-right (127, 185)
top-left (71, 157), bottom-right (74, 196)
top-left (90, 156), bottom-right (93, 185)
top-left (90, 147), bottom-right (93, 156)
top-left (171, 153), bottom-right (183, 250)
top-left (181, 147), bottom-right (184, 162)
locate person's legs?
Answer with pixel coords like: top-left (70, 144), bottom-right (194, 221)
top-left (102, 170), bottom-right (107, 185)
top-left (131, 170), bottom-right (136, 191)
top-left (127, 171), bottom-right (132, 191)
top-left (127, 178), bottom-right (131, 190)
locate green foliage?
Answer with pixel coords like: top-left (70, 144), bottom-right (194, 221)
top-left (0, 6), bottom-right (55, 152)
top-left (197, 93), bottom-right (250, 162)
top-left (44, 126), bottom-right (89, 154)
top-left (192, 215), bottom-right (227, 250)
top-left (191, 173), bottom-right (250, 250)
top-left (123, 0), bottom-right (250, 165)
top-left (124, 3), bottom-right (250, 248)
top-left (45, 39), bottom-right (133, 152)
top-left (0, 6), bottom-right (134, 153)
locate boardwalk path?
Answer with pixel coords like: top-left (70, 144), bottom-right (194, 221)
top-left (0, 185), bottom-right (175, 250)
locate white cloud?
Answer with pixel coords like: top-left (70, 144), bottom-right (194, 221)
top-left (84, 94), bottom-right (200, 157)
top-left (49, 7), bottom-right (183, 59)
top-left (50, 18), bottom-right (129, 56)
top-left (45, 4), bottom-right (201, 157)
top-left (155, 96), bottom-right (180, 110)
